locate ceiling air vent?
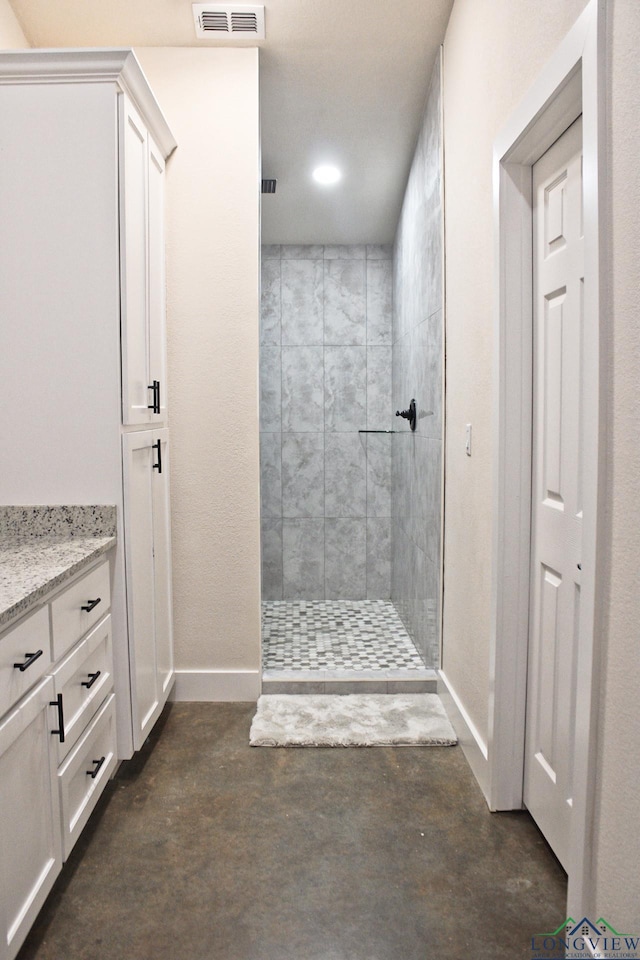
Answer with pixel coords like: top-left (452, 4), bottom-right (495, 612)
top-left (192, 4), bottom-right (265, 40)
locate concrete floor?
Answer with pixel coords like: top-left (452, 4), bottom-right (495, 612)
top-left (18, 702), bottom-right (566, 960)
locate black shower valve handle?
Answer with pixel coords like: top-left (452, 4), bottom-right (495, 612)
top-left (395, 398), bottom-right (417, 431)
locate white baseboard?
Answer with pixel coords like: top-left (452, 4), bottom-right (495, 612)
top-left (438, 670), bottom-right (491, 806)
top-left (171, 670), bottom-right (261, 702)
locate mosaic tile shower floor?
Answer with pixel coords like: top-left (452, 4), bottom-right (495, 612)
top-left (262, 600), bottom-right (426, 673)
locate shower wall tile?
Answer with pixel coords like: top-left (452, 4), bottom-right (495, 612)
top-left (281, 244), bottom-right (324, 259)
top-left (260, 258), bottom-right (281, 345)
top-left (281, 258), bottom-right (324, 346)
top-left (283, 519), bottom-right (324, 599)
top-left (366, 433), bottom-right (391, 518)
top-left (367, 518), bottom-right (391, 599)
top-left (325, 519), bottom-right (366, 599)
top-left (324, 346), bottom-right (367, 432)
top-left (261, 519), bottom-right (283, 600)
top-left (366, 244), bottom-right (393, 260)
top-left (325, 433), bottom-right (366, 518)
top-left (324, 259), bottom-right (366, 345)
top-left (282, 433), bottom-right (325, 518)
top-left (324, 244), bottom-right (365, 260)
top-left (366, 260), bottom-right (393, 345)
top-left (262, 244), bottom-right (281, 260)
top-left (366, 346), bottom-right (392, 429)
top-left (259, 345), bottom-right (281, 432)
top-left (281, 345), bottom-right (324, 432)
top-left (260, 433), bottom-right (282, 519)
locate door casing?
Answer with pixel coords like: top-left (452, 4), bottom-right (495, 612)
top-left (489, 0), bottom-right (606, 917)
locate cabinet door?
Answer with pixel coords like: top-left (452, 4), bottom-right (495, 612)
top-left (120, 96), bottom-right (152, 426)
top-left (152, 429), bottom-right (174, 703)
top-left (122, 431), bottom-right (157, 748)
top-left (148, 136), bottom-right (168, 424)
top-left (0, 677), bottom-right (62, 960)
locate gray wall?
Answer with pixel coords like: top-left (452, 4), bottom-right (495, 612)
top-left (391, 54), bottom-right (443, 666)
top-left (260, 244), bottom-right (394, 600)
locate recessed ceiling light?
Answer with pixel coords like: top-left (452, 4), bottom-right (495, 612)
top-left (312, 164), bottom-right (341, 185)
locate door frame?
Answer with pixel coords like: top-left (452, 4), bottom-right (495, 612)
top-left (489, 0), bottom-right (606, 915)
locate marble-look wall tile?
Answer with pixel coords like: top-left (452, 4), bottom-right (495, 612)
top-left (281, 346), bottom-right (324, 432)
top-left (367, 518), bottom-right (391, 599)
top-left (262, 244), bottom-right (281, 260)
top-left (366, 244), bottom-right (393, 260)
top-left (282, 244), bottom-right (324, 259)
top-left (261, 519), bottom-right (283, 600)
top-left (260, 433), bottom-right (281, 519)
top-left (366, 260), bottom-right (393, 345)
top-left (366, 434), bottom-right (391, 518)
top-left (325, 519), bottom-right (366, 599)
top-left (260, 258), bottom-right (281, 345)
top-left (323, 244), bottom-right (366, 260)
top-left (283, 519), bottom-right (324, 599)
top-left (325, 346), bottom-right (367, 432)
top-left (367, 346), bottom-right (392, 429)
top-left (324, 260), bottom-right (366, 345)
top-left (281, 259), bottom-right (323, 346)
top-left (281, 433), bottom-right (324, 518)
top-left (325, 433), bottom-right (366, 518)
top-left (259, 345), bottom-right (281, 432)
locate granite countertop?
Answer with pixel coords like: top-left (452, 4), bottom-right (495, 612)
top-left (0, 506), bottom-right (117, 629)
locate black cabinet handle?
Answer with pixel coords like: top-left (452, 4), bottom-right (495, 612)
top-left (13, 650), bottom-right (43, 672)
top-left (86, 756), bottom-right (106, 780)
top-left (152, 439), bottom-right (162, 473)
top-left (148, 380), bottom-right (160, 414)
top-left (81, 597), bottom-right (101, 613)
top-left (81, 670), bottom-right (101, 689)
top-left (50, 694), bottom-right (65, 743)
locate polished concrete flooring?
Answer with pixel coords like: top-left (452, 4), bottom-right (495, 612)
top-left (18, 703), bottom-right (567, 960)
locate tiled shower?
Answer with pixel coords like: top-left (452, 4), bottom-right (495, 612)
top-left (260, 56), bottom-right (443, 676)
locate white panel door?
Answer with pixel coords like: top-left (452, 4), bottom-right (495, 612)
top-left (122, 431), bottom-right (157, 749)
top-left (120, 96), bottom-right (152, 426)
top-left (151, 429), bottom-right (174, 703)
top-left (148, 136), bottom-right (168, 423)
top-left (0, 677), bottom-right (62, 960)
top-left (524, 117), bottom-right (584, 871)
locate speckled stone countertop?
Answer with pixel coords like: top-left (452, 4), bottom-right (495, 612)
top-left (0, 506), bottom-right (117, 630)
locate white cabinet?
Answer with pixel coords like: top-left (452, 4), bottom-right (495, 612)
top-left (0, 50), bottom-right (177, 760)
top-left (120, 96), bottom-right (168, 427)
top-left (123, 429), bottom-right (174, 749)
top-left (0, 677), bottom-right (62, 960)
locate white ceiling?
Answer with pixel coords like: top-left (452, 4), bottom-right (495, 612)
top-left (8, 0), bottom-right (454, 244)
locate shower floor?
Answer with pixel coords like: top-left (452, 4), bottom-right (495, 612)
top-left (262, 600), bottom-right (432, 689)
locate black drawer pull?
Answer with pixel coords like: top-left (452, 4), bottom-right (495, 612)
top-left (148, 380), bottom-right (160, 414)
top-left (81, 670), bottom-right (101, 689)
top-left (81, 597), bottom-right (101, 613)
top-left (86, 756), bottom-right (106, 779)
top-left (13, 650), bottom-right (43, 672)
top-left (152, 438), bottom-right (162, 473)
top-left (50, 693), bottom-right (65, 743)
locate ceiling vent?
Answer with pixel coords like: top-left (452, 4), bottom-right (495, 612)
top-left (192, 4), bottom-right (265, 40)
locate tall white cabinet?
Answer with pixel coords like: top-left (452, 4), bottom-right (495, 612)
top-left (0, 50), bottom-right (178, 758)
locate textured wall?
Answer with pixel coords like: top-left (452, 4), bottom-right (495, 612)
top-left (441, 0), bottom-right (589, 740)
top-left (0, 0), bottom-right (28, 46)
top-left (391, 55), bottom-right (443, 668)
top-left (260, 243), bottom-right (393, 600)
top-left (136, 49), bottom-right (261, 674)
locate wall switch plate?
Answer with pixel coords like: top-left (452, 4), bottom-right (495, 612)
top-left (465, 424), bottom-right (472, 456)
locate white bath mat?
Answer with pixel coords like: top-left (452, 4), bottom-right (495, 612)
top-left (249, 693), bottom-right (457, 747)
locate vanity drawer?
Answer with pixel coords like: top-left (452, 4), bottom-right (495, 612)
top-left (58, 692), bottom-right (117, 860)
top-left (51, 560), bottom-right (110, 661)
top-left (50, 614), bottom-right (113, 764)
top-left (0, 606), bottom-right (52, 717)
